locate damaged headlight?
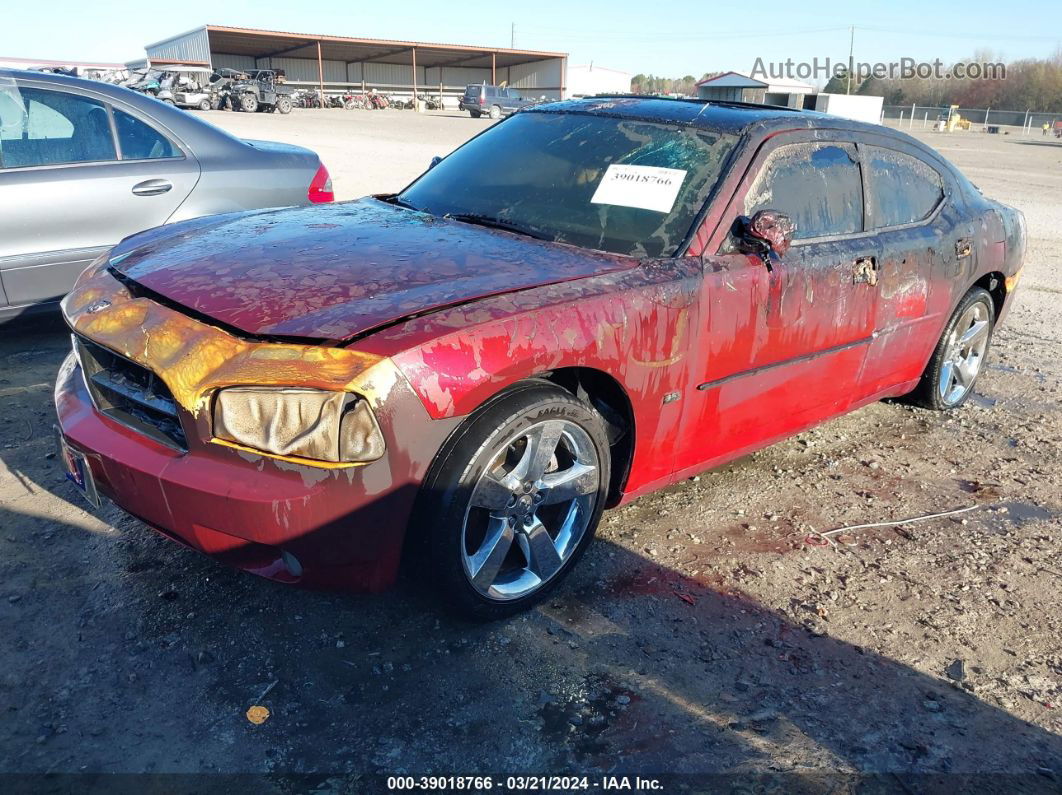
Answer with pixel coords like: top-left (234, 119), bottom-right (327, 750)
top-left (212, 387), bottom-right (385, 464)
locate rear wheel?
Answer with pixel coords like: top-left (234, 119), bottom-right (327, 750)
top-left (908, 287), bottom-right (995, 410)
top-left (198, 99), bottom-right (211, 111)
top-left (489, 104), bottom-right (501, 120)
top-left (276, 96), bottom-right (292, 114)
top-left (469, 110), bottom-right (481, 118)
top-left (418, 384), bottom-right (610, 620)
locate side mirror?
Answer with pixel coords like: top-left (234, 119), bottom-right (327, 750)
top-left (735, 210), bottom-right (796, 268)
top-left (429, 155), bottom-right (443, 170)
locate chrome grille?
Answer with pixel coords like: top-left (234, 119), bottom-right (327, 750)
top-left (74, 335), bottom-right (187, 451)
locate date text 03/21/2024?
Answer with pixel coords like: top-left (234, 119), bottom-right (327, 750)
top-left (385, 775), bottom-right (664, 790)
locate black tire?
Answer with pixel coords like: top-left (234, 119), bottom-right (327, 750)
top-left (198, 99), bottom-right (211, 111)
top-left (276, 96), bottom-right (293, 114)
top-left (488, 104), bottom-right (501, 120)
top-left (239, 93), bottom-right (258, 113)
top-left (416, 383), bottom-right (611, 620)
top-left (907, 286), bottom-right (996, 410)
top-left (469, 110), bottom-right (481, 118)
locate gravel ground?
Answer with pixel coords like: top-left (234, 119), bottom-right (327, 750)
top-left (0, 111), bottom-right (1059, 784)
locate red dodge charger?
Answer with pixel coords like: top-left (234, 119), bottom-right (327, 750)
top-left (55, 96), bottom-right (1026, 618)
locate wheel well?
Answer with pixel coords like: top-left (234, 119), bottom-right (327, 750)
top-left (537, 368), bottom-right (634, 506)
top-left (975, 272), bottom-right (1006, 319)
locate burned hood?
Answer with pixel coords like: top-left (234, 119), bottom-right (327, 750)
top-left (109, 199), bottom-right (635, 341)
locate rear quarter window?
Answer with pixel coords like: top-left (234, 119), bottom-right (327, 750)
top-left (866, 147), bottom-right (944, 228)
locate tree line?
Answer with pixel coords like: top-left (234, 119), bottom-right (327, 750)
top-left (632, 52), bottom-right (1062, 112)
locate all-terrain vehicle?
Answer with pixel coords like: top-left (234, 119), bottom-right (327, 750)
top-left (227, 69), bottom-right (294, 114)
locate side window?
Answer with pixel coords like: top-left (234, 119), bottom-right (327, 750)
top-left (0, 86), bottom-right (116, 168)
top-left (744, 142), bottom-right (863, 240)
top-left (113, 109), bottom-right (179, 160)
top-left (866, 147), bottom-right (944, 228)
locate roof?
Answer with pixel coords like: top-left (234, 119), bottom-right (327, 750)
top-left (529, 95), bottom-right (917, 139)
top-left (150, 25), bottom-right (566, 70)
top-left (532, 95), bottom-right (806, 134)
top-left (0, 56), bottom-right (127, 70)
top-left (527, 96), bottom-right (959, 177)
top-left (696, 70), bottom-right (814, 94)
top-left (695, 71), bottom-right (766, 89)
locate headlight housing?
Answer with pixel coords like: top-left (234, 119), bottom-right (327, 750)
top-left (212, 387), bottom-right (385, 464)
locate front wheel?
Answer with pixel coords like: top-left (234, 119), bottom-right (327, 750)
top-left (198, 99), bottom-right (211, 111)
top-left (419, 384), bottom-right (610, 620)
top-left (908, 286), bottom-right (996, 410)
top-left (239, 93), bottom-right (258, 113)
top-left (488, 104), bottom-right (502, 119)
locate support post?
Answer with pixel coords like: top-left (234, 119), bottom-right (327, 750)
top-left (492, 52), bottom-right (496, 84)
top-left (412, 47), bottom-right (418, 102)
top-left (317, 41), bottom-right (325, 99)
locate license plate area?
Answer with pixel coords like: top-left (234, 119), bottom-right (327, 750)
top-left (54, 426), bottom-right (101, 509)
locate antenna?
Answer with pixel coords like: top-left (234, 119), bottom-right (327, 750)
top-left (847, 26), bottom-right (854, 94)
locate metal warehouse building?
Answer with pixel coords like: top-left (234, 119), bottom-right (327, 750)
top-left (143, 25), bottom-right (567, 101)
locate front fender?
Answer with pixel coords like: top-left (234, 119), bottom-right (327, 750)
top-left (380, 260), bottom-right (703, 494)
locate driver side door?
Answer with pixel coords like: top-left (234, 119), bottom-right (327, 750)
top-left (675, 134), bottom-right (881, 474)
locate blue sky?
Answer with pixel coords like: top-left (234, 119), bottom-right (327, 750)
top-left (2, 0), bottom-right (1059, 77)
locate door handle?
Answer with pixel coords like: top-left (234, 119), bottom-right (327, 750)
top-left (131, 179), bottom-right (173, 197)
top-left (853, 256), bottom-right (878, 286)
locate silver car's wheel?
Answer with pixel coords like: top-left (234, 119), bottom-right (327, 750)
top-left (461, 419), bottom-right (600, 601)
top-left (938, 300), bottom-right (991, 406)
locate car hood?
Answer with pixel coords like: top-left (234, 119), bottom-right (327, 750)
top-left (109, 198), bottom-right (635, 341)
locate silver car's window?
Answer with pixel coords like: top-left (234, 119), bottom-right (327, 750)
top-left (113, 109), bottom-right (180, 160)
top-left (0, 86), bottom-right (117, 168)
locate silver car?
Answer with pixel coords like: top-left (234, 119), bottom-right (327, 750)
top-left (0, 69), bottom-right (332, 320)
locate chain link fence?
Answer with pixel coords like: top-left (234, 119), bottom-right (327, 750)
top-left (881, 105), bottom-right (1062, 136)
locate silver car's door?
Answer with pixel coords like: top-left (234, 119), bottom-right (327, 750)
top-left (0, 83), bottom-right (199, 309)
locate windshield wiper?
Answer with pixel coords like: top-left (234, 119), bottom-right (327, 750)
top-left (379, 194), bottom-right (421, 211)
top-left (444, 213), bottom-right (549, 241)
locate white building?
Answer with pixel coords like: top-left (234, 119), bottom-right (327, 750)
top-left (812, 93), bottom-right (885, 125)
top-left (696, 71), bottom-right (815, 108)
top-left (566, 64), bottom-right (632, 98)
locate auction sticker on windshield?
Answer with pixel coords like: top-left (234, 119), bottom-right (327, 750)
top-left (590, 164), bottom-right (687, 213)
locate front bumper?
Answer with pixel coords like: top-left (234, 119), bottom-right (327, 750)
top-left (54, 351), bottom-right (449, 591)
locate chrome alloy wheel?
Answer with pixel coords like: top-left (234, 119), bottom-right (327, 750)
top-left (461, 419), bottom-right (601, 601)
top-left (939, 299), bottom-right (991, 406)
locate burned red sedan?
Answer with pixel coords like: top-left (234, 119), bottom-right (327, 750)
top-left (55, 97), bottom-right (1025, 618)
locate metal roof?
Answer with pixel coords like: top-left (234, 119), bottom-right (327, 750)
top-left (695, 71), bottom-right (767, 89)
top-left (182, 25), bottom-right (566, 69)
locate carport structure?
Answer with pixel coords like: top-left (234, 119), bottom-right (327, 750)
top-left (145, 25), bottom-right (567, 101)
